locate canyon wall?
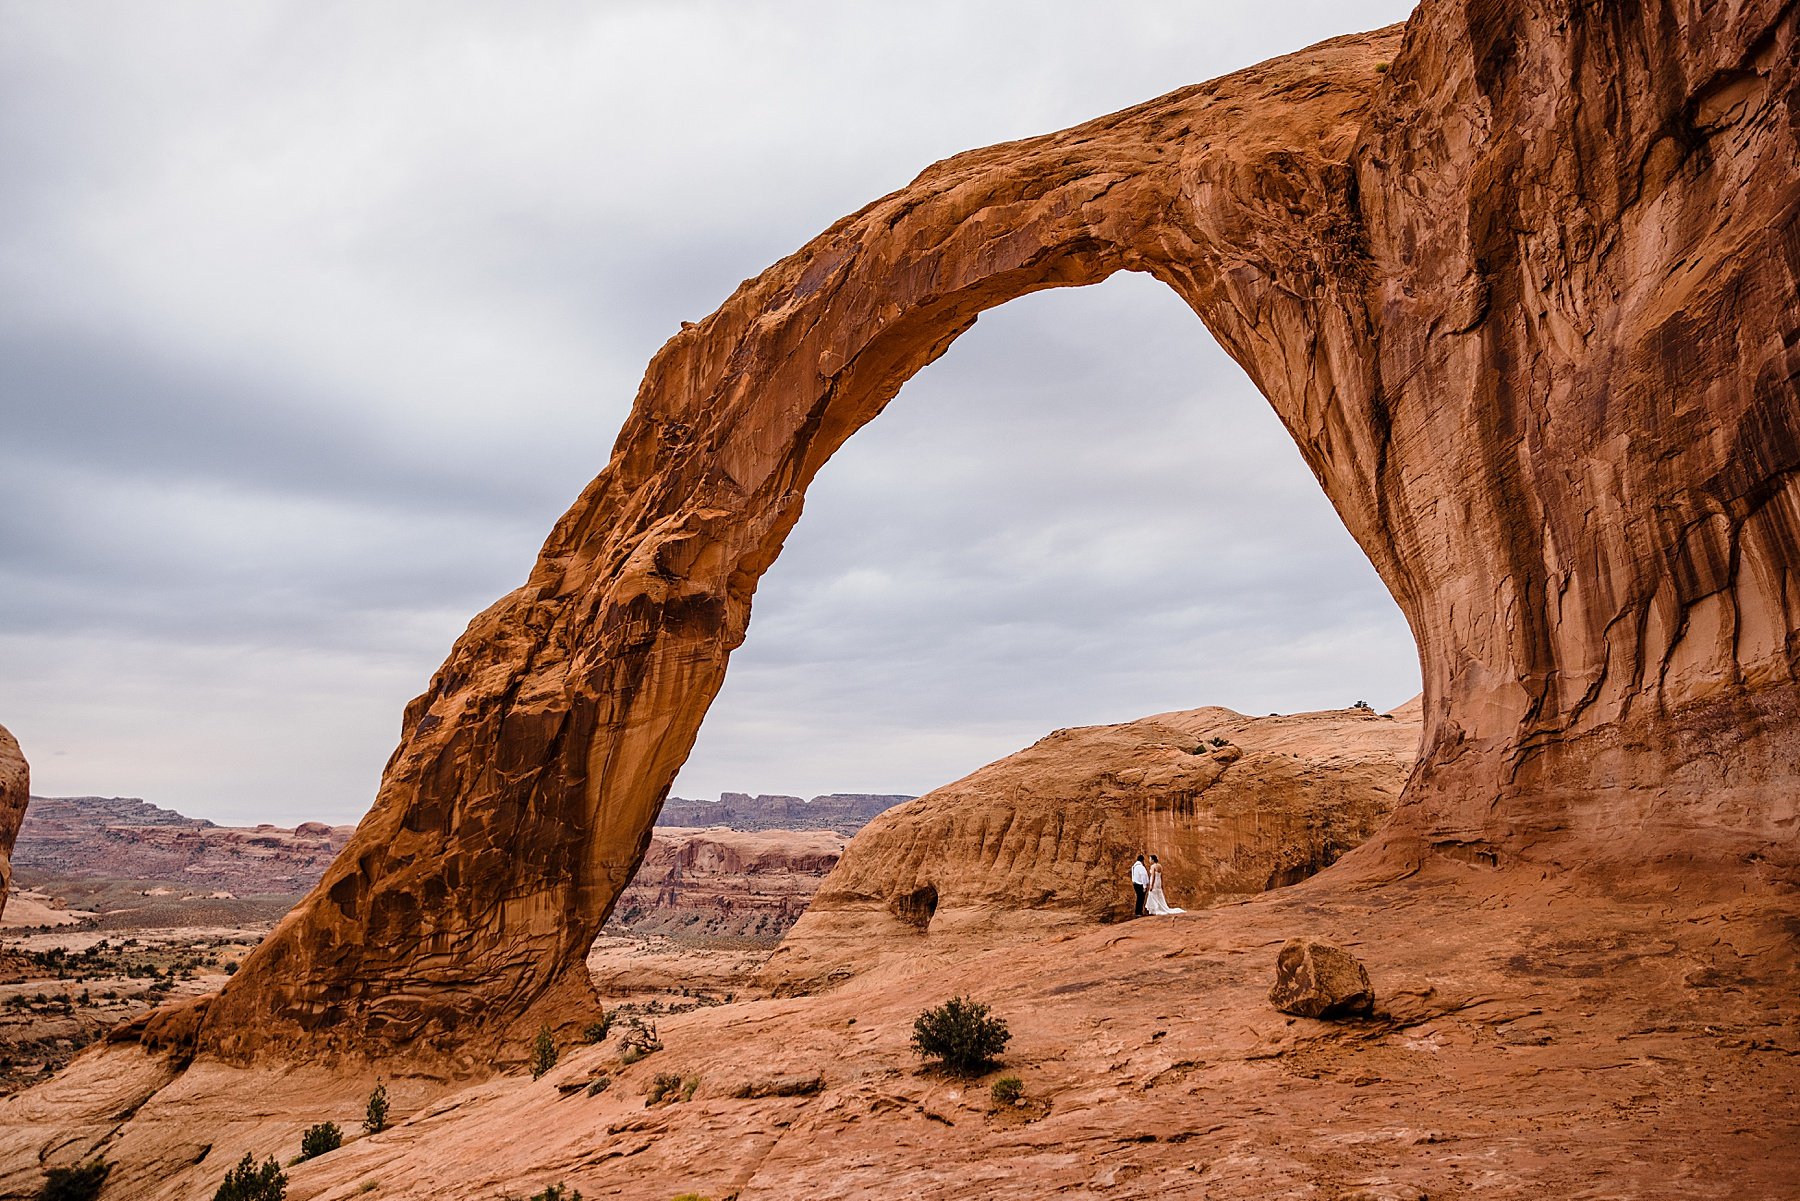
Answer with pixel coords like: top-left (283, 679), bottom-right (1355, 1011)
top-left (763, 704), bottom-right (1418, 991)
top-left (175, 0), bottom-right (1800, 1065)
top-left (0, 726), bottom-right (26, 923)
top-left (606, 826), bottom-right (844, 942)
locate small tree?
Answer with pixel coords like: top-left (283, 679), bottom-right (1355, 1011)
top-left (530, 1025), bottom-right (559, 1079)
top-left (213, 1153), bottom-right (286, 1201)
top-left (363, 1084), bottom-right (389, 1136)
top-left (297, 1121), bottom-right (342, 1161)
top-left (910, 996), bottom-right (1011, 1075)
top-left (39, 1158), bottom-right (110, 1201)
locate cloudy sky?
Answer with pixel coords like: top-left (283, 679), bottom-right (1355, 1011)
top-left (1, 0), bottom-right (1421, 826)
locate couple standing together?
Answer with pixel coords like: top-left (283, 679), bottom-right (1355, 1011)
top-left (1130, 854), bottom-right (1184, 917)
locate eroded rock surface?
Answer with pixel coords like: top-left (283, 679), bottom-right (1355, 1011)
top-left (1269, 937), bottom-right (1376, 1018)
top-left (763, 704), bottom-right (1417, 991)
top-left (606, 826), bottom-right (844, 941)
top-left (0, 726), bottom-right (28, 923)
top-left (138, 0), bottom-right (1800, 1068)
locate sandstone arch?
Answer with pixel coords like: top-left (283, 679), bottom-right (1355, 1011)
top-left (183, 1), bottom-right (1799, 1066)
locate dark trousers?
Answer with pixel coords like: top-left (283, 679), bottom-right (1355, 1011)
top-left (1133, 883), bottom-right (1146, 916)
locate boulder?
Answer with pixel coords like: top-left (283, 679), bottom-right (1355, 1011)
top-left (1269, 938), bottom-right (1375, 1019)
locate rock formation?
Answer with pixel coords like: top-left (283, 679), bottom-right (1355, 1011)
top-left (13, 797), bottom-right (352, 896)
top-left (763, 704), bottom-right (1417, 991)
top-left (656, 793), bottom-right (912, 836)
top-left (606, 826), bottom-right (844, 942)
top-left (149, 0), bottom-right (1798, 1067)
top-left (0, 726), bottom-right (28, 924)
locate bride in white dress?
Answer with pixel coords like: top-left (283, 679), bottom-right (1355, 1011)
top-left (1143, 854), bottom-right (1185, 915)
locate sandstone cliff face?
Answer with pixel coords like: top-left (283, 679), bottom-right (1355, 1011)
top-left (763, 705), bottom-right (1417, 991)
top-left (186, 0), bottom-right (1800, 1065)
top-left (606, 826), bottom-right (844, 942)
top-left (0, 726), bottom-right (26, 923)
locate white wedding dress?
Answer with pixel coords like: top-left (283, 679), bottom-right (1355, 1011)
top-left (1143, 866), bottom-right (1185, 915)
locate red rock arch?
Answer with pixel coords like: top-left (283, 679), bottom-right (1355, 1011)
top-left (184, 1), bottom-right (1800, 1066)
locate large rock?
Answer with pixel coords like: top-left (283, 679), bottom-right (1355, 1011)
top-left (0, 725), bottom-right (27, 923)
top-left (181, 1), bottom-right (1800, 1065)
top-left (762, 704), bottom-right (1417, 991)
top-left (1269, 937), bottom-right (1376, 1018)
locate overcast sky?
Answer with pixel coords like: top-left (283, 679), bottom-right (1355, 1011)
top-left (0, 0), bottom-right (1421, 826)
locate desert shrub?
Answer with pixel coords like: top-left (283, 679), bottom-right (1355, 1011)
top-left (990, 1076), bottom-right (1024, 1106)
top-left (530, 1025), bottom-right (559, 1079)
top-left (646, 1072), bottom-right (683, 1105)
top-left (363, 1083), bottom-right (389, 1135)
top-left (618, 1016), bottom-right (661, 1065)
top-left (213, 1152), bottom-right (286, 1201)
top-left (297, 1121), bottom-right (342, 1161)
top-left (910, 996), bottom-right (1011, 1075)
top-left (225, 961), bottom-right (239, 975)
top-left (1207, 736), bottom-right (1228, 748)
top-left (581, 1013), bottom-right (612, 1044)
top-left (528, 1186), bottom-right (581, 1201)
top-left (680, 1077), bottom-right (699, 1102)
top-left (670, 1195), bottom-right (713, 1201)
top-left (38, 1158), bottom-right (110, 1201)
top-left (586, 1075), bottom-right (612, 1097)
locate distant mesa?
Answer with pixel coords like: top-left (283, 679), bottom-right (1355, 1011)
top-left (656, 793), bottom-right (913, 836)
top-left (12, 797), bottom-right (352, 897)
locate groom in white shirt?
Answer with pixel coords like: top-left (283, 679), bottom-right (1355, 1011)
top-left (1131, 854), bottom-right (1149, 917)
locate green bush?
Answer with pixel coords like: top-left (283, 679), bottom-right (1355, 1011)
top-left (528, 1186), bottom-right (581, 1201)
top-left (38, 1159), bottom-right (110, 1201)
top-left (990, 1076), bottom-right (1024, 1106)
top-left (213, 1153), bottom-right (286, 1201)
top-left (910, 996), bottom-right (1011, 1075)
top-left (586, 1075), bottom-right (612, 1097)
top-left (581, 1013), bottom-right (612, 1044)
top-left (530, 1025), bottom-right (559, 1079)
top-left (363, 1083), bottom-right (389, 1135)
top-left (646, 1072), bottom-right (683, 1105)
top-left (297, 1121), bottom-right (342, 1161)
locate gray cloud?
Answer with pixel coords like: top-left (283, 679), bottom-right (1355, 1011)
top-left (0, 0), bottom-right (1419, 823)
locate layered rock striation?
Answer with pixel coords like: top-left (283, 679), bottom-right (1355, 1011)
top-left (0, 726), bottom-right (26, 923)
top-left (763, 704), bottom-right (1417, 990)
top-left (175, 0), bottom-right (1800, 1065)
top-left (606, 826), bottom-right (845, 942)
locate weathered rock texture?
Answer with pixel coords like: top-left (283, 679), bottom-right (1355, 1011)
top-left (179, 0), bottom-right (1800, 1065)
top-left (762, 704), bottom-right (1417, 991)
top-left (0, 727), bottom-right (27, 924)
top-left (1269, 937), bottom-right (1376, 1018)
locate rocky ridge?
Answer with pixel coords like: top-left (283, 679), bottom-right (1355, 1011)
top-left (12, 798), bottom-right (352, 898)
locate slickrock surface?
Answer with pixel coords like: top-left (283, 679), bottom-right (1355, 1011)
top-left (4, 863), bottom-right (1794, 1199)
top-left (605, 826), bottom-right (844, 941)
top-left (163, 0), bottom-right (1800, 1066)
top-left (0, 728), bottom-right (27, 924)
top-left (13, 798), bottom-right (353, 897)
top-left (763, 704), bottom-right (1416, 991)
top-left (656, 793), bottom-right (911, 836)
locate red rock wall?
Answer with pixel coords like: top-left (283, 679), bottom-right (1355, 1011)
top-left (189, 1), bottom-right (1800, 1065)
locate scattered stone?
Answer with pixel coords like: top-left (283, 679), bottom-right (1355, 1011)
top-left (1269, 939), bottom-right (1375, 1018)
top-left (731, 1072), bottom-right (824, 1099)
